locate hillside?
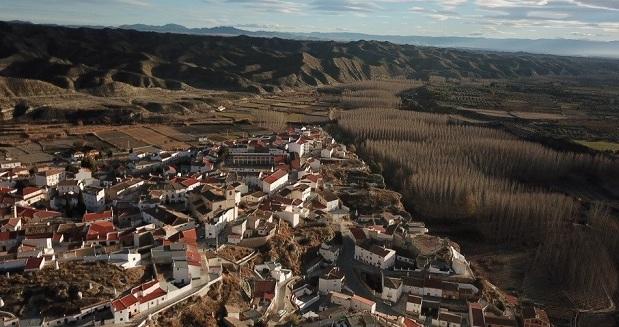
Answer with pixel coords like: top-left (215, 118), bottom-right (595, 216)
top-left (2, 21), bottom-right (619, 96)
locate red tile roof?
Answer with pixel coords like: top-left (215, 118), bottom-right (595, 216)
top-left (83, 211), bottom-right (113, 223)
top-left (86, 221), bottom-right (116, 241)
top-left (131, 280), bottom-right (159, 294)
top-left (349, 227), bottom-right (367, 242)
top-left (180, 178), bottom-right (200, 187)
top-left (21, 187), bottom-right (42, 197)
top-left (138, 287), bottom-right (167, 304)
top-left (112, 294), bottom-right (139, 311)
top-left (402, 318), bottom-right (423, 327)
top-left (24, 256), bottom-right (44, 270)
top-left (263, 169), bottom-right (288, 185)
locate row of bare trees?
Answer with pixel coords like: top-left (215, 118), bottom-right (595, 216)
top-left (339, 109), bottom-right (618, 243)
top-left (332, 81), bottom-right (619, 308)
top-left (255, 109), bottom-right (288, 131)
top-left (531, 224), bottom-right (618, 304)
top-left (320, 80), bottom-right (420, 109)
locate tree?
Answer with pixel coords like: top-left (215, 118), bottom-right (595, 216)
top-left (81, 157), bottom-right (97, 172)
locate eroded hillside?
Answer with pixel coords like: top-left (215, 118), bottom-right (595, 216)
top-left (3, 21), bottom-right (619, 97)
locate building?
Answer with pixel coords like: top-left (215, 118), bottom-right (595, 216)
top-left (329, 291), bottom-right (376, 314)
top-left (522, 306), bottom-right (551, 327)
top-left (18, 187), bottom-right (46, 205)
top-left (468, 302), bottom-right (486, 327)
top-left (436, 311), bottom-right (463, 327)
top-left (485, 315), bottom-right (518, 327)
top-left (83, 210), bottom-right (113, 223)
top-left (261, 169), bottom-right (288, 194)
top-left (0, 159), bottom-right (21, 169)
top-left (381, 276), bottom-right (403, 303)
top-left (288, 139), bottom-right (306, 157)
top-left (173, 259), bottom-right (201, 285)
top-left (228, 219), bottom-right (247, 244)
top-left (34, 169), bottom-right (65, 187)
top-left (318, 243), bottom-right (340, 263)
top-left (83, 186), bottom-right (105, 212)
top-left (57, 179), bottom-right (83, 195)
top-left (354, 242), bottom-right (396, 269)
top-left (318, 267), bottom-right (345, 294)
top-left (111, 280), bottom-right (168, 324)
top-left (318, 191), bottom-right (340, 212)
top-left (229, 152), bottom-right (274, 167)
top-left (406, 295), bottom-right (422, 315)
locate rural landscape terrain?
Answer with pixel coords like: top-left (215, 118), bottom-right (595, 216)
top-left (0, 20), bottom-right (618, 327)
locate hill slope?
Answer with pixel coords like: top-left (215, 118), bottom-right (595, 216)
top-left (2, 21), bottom-right (619, 95)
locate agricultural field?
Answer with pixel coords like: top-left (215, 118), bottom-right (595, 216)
top-left (150, 125), bottom-right (197, 142)
top-left (230, 90), bottom-right (331, 124)
top-left (95, 130), bottom-right (149, 151)
top-left (116, 126), bottom-right (190, 150)
top-left (574, 140), bottom-right (619, 153)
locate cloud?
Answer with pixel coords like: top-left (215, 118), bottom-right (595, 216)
top-left (309, 0), bottom-right (382, 13)
top-left (571, 0), bottom-right (619, 10)
top-left (409, 4), bottom-right (461, 21)
top-left (222, 0), bottom-right (305, 13)
top-left (113, 0), bottom-right (150, 6)
top-left (526, 10), bottom-right (569, 19)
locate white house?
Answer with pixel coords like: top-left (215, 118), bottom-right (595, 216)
top-left (406, 295), bottom-right (422, 315)
top-left (74, 168), bottom-right (92, 182)
top-left (254, 261), bottom-right (292, 283)
top-left (275, 209), bottom-right (300, 228)
top-left (329, 291), bottom-right (376, 314)
top-left (19, 187), bottom-right (47, 205)
top-left (354, 243), bottom-right (396, 270)
top-left (318, 267), bottom-right (345, 295)
top-left (289, 184), bottom-right (311, 202)
top-left (172, 259), bottom-right (200, 285)
top-left (319, 191), bottom-right (340, 212)
top-left (204, 207), bottom-right (236, 239)
top-left (436, 311), bottom-right (463, 327)
top-left (292, 283), bottom-right (320, 311)
top-left (261, 169), bottom-right (288, 194)
top-left (228, 219), bottom-right (247, 244)
top-left (57, 179), bottom-right (83, 195)
top-left (381, 277), bottom-right (403, 303)
top-left (111, 280), bottom-right (168, 324)
top-left (34, 169), bottom-right (65, 187)
top-left (288, 139), bottom-right (306, 157)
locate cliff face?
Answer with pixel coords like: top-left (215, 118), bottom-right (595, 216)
top-left (2, 21), bottom-right (619, 96)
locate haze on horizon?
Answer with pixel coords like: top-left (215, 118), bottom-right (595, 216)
top-left (0, 0), bottom-right (618, 42)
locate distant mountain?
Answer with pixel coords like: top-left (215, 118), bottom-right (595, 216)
top-left (117, 23), bottom-right (619, 59)
top-left (2, 21), bottom-right (619, 96)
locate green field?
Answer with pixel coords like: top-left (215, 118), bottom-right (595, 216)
top-left (574, 140), bottom-right (619, 152)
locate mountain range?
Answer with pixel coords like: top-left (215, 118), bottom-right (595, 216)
top-left (117, 23), bottom-right (619, 59)
top-left (2, 21), bottom-right (619, 97)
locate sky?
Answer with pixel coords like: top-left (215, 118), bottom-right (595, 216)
top-left (0, 0), bottom-right (618, 41)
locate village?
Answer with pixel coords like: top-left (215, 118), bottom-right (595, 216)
top-left (0, 125), bottom-right (552, 327)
